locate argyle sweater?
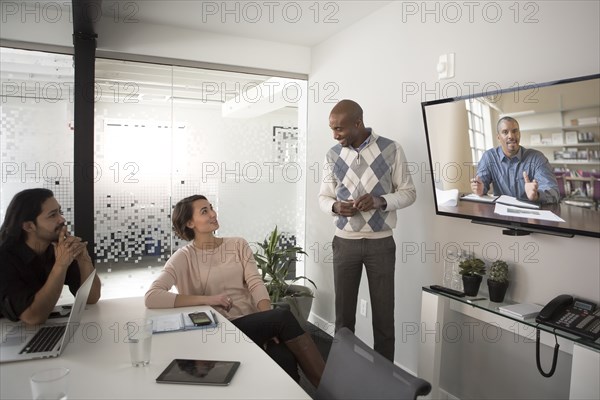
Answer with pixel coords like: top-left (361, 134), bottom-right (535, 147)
top-left (318, 131), bottom-right (416, 239)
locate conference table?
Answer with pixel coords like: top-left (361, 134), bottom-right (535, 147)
top-left (439, 198), bottom-right (600, 236)
top-left (0, 297), bottom-right (311, 399)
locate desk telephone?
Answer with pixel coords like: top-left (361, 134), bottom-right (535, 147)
top-left (535, 294), bottom-right (600, 341)
top-left (534, 294), bottom-right (600, 378)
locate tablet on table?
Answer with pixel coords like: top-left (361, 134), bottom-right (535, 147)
top-left (156, 359), bottom-right (240, 386)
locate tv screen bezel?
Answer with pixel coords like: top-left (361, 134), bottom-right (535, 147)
top-left (421, 73), bottom-right (600, 239)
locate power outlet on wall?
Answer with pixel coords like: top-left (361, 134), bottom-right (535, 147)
top-left (359, 299), bottom-right (368, 317)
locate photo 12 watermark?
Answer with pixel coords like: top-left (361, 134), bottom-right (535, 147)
top-left (400, 1), bottom-right (540, 24)
top-left (1, 1), bottom-right (139, 24)
top-left (400, 80), bottom-right (541, 104)
top-left (1, 80), bottom-right (340, 105)
top-left (1, 162), bottom-right (140, 184)
top-left (196, 1), bottom-right (340, 24)
top-left (400, 240), bottom-right (540, 264)
top-left (400, 320), bottom-right (538, 344)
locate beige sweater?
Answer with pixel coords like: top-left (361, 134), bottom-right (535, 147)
top-left (145, 237), bottom-right (270, 320)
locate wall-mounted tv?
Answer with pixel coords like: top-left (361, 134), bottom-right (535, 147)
top-left (422, 74), bottom-right (600, 238)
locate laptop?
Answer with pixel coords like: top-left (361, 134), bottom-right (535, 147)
top-left (0, 270), bottom-right (96, 363)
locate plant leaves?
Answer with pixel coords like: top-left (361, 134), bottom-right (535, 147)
top-left (254, 226), bottom-right (316, 303)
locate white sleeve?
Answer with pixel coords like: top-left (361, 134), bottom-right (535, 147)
top-left (381, 143), bottom-right (417, 211)
top-left (318, 156), bottom-right (337, 215)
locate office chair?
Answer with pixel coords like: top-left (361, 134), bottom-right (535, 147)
top-left (589, 172), bottom-right (600, 196)
top-left (314, 328), bottom-right (431, 400)
top-left (554, 171), bottom-right (569, 199)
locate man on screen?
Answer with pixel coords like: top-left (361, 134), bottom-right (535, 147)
top-left (471, 116), bottom-right (560, 204)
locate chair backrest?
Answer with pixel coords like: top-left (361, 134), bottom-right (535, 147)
top-left (314, 328), bottom-right (431, 400)
top-left (592, 178), bottom-right (600, 202)
top-left (555, 174), bottom-right (567, 198)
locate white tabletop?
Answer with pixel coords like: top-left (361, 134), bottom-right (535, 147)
top-left (0, 297), bottom-right (310, 399)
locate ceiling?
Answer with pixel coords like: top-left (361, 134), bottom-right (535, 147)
top-left (99, 0), bottom-right (391, 47)
top-left (3, 1), bottom-right (392, 116)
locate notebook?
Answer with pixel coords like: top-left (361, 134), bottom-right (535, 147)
top-left (0, 270), bottom-right (96, 363)
top-left (498, 303), bottom-right (543, 320)
top-left (151, 310), bottom-right (218, 334)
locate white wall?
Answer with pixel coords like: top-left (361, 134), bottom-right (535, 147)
top-left (306, 0), bottom-right (599, 396)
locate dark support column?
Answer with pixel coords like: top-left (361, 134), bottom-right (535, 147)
top-left (72, 31), bottom-right (97, 258)
top-left (72, 0), bottom-right (101, 259)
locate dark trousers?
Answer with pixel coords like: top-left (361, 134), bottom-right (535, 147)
top-left (332, 235), bottom-right (396, 361)
top-left (232, 307), bottom-right (304, 381)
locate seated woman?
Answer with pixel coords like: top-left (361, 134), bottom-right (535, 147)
top-left (145, 195), bottom-right (324, 387)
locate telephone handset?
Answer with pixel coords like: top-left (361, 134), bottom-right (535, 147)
top-left (534, 294), bottom-right (600, 378)
top-left (535, 295), bottom-right (600, 341)
top-left (537, 294), bottom-right (573, 321)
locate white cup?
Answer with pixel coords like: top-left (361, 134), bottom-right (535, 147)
top-left (30, 367), bottom-right (70, 400)
top-left (126, 319), bottom-right (153, 367)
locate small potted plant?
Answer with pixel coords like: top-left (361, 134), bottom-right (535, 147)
top-left (487, 260), bottom-right (509, 302)
top-left (458, 257), bottom-right (486, 296)
top-left (254, 226), bottom-right (316, 323)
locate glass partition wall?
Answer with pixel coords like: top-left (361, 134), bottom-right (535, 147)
top-left (0, 48), bottom-right (75, 235)
top-left (1, 48), bottom-right (307, 299)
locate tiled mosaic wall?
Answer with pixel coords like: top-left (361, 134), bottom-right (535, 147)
top-left (90, 102), bottom-right (301, 268)
top-left (273, 126), bottom-right (299, 163)
top-left (0, 98), bottom-right (75, 232)
top-left (93, 178), bottom-right (219, 266)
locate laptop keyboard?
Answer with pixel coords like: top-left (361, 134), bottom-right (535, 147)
top-left (20, 325), bottom-right (66, 354)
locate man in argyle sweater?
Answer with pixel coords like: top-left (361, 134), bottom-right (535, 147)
top-left (318, 99), bottom-right (416, 361)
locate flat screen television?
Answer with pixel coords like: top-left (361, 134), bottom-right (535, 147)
top-left (421, 74), bottom-right (600, 238)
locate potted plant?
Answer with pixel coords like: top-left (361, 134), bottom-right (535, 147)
top-left (458, 257), bottom-right (486, 296)
top-left (487, 260), bottom-right (509, 302)
top-left (254, 226), bottom-right (316, 323)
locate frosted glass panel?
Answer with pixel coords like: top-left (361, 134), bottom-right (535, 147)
top-left (93, 59), bottom-right (307, 286)
top-left (0, 48), bottom-right (74, 231)
top-left (171, 66), bottom-right (307, 255)
top-left (94, 60), bottom-right (174, 270)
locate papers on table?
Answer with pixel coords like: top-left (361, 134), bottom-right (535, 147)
top-left (151, 311), bottom-right (218, 334)
top-left (461, 194), bottom-right (540, 209)
top-left (494, 203), bottom-right (565, 222)
top-left (436, 188), bottom-right (459, 207)
top-left (495, 195), bottom-right (540, 209)
top-left (459, 193), bottom-right (564, 222)
top-left (498, 303), bottom-right (543, 320)
top-left (459, 192), bottom-right (565, 222)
